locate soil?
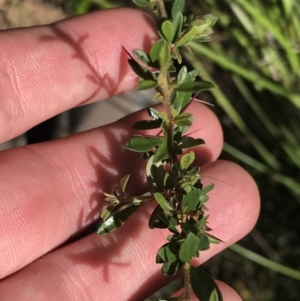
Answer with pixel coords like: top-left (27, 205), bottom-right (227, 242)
top-left (0, 0), bottom-right (66, 29)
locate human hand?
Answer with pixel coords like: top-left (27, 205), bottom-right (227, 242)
top-left (0, 9), bottom-right (260, 300)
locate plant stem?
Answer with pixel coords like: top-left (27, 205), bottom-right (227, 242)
top-left (183, 262), bottom-right (191, 301)
top-left (156, 0), bottom-right (167, 20)
top-left (157, 67), bottom-right (174, 166)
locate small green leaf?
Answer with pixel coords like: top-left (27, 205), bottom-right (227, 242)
top-left (191, 15), bottom-right (218, 39)
top-left (173, 112), bottom-right (193, 127)
top-left (180, 136), bottom-right (205, 149)
top-left (159, 41), bottom-right (171, 68)
top-left (132, 0), bottom-right (150, 7)
top-left (199, 183), bottom-right (215, 204)
top-left (146, 154), bottom-right (156, 178)
top-left (137, 79), bottom-right (158, 90)
top-left (181, 220), bottom-right (198, 235)
top-left (146, 155), bottom-right (164, 194)
top-left (149, 162), bottom-right (165, 192)
top-left (124, 136), bottom-right (161, 152)
top-left (200, 194), bottom-right (209, 203)
top-left (133, 49), bottom-right (151, 64)
top-left (147, 107), bottom-right (159, 119)
top-left (189, 69), bottom-right (201, 80)
top-left (174, 71), bottom-right (199, 112)
top-left (181, 189), bottom-right (201, 212)
top-left (128, 57), bottom-right (153, 80)
top-left (171, 107), bottom-right (179, 118)
top-left (162, 260), bottom-right (183, 275)
top-left (149, 205), bottom-right (179, 231)
top-left (157, 242), bottom-right (183, 275)
top-left (177, 66), bottom-right (188, 84)
top-left (153, 134), bottom-right (169, 163)
top-left (197, 232), bottom-right (210, 250)
top-left (97, 203), bottom-right (141, 235)
top-left (173, 91), bottom-right (192, 113)
top-left (179, 232), bottom-right (200, 262)
top-left (149, 205), bottom-right (167, 229)
top-left (174, 26), bottom-right (198, 48)
top-left (158, 111), bottom-right (168, 121)
top-left (190, 267), bottom-right (223, 301)
top-left (176, 80), bottom-right (215, 92)
top-left (132, 119), bottom-right (162, 130)
top-left (150, 39), bottom-right (165, 63)
top-left (157, 242), bottom-right (179, 263)
top-left (180, 174), bottom-right (200, 193)
top-left (172, 13), bottom-right (183, 41)
top-left (204, 14), bottom-right (218, 28)
top-left (162, 20), bottom-right (175, 43)
top-left (206, 233), bottom-right (223, 244)
top-left (201, 183), bottom-right (215, 194)
top-left (154, 192), bottom-right (174, 213)
top-left (180, 151), bottom-right (195, 170)
top-left (171, 0), bottom-right (185, 19)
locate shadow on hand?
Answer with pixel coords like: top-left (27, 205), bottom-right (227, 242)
top-left (67, 119), bottom-right (151, 283)
top-left (38, 18), bottom-right (154, 106)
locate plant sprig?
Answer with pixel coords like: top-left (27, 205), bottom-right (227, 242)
top-left (97, 1), bottom-right (222, 300)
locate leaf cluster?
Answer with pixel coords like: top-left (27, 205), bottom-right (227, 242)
top-left (97, 1), bottom-right (222, 300)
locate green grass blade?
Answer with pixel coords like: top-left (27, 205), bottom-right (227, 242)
top-left (230, 243), bottom-right (300, 281)
top-left (224, 143), bottom-right (300, 198)
top-left (185, 52), bottom-right (281, 170)
top-left (232, 0), bottom-right (299, 75)
top-left (188, 42), bottom-right (300, 108)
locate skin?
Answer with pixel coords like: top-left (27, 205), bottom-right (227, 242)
top-left (0, 8), bottom-right (260, 301)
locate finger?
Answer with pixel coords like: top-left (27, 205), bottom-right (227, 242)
top-left (215, 281), bottom-right (243, 301)
top-left (0, 160), bottom-right (259, 301)
top-left (0, 102), bottom-right (222, 279)
top-left (0, 8), bottom-right (157, 143)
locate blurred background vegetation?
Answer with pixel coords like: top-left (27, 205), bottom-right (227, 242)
top-left (1, 0), bottom-right (299, 300)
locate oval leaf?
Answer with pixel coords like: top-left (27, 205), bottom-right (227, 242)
top-left (172, 12), bottom-right (183, 41)
top-left (124, 136), bottom-right (162, 152)
top-left (171, 0), bottom-right (185, 19)
top-left (180, 136), bottom-right (205, 149)
top-left (190, 267), bottom-right (223, 301)
top-left (181, 189), bottom-right (201, 212)
top-left (174, 26), bottom-right (198, 48)
top-left (137, 79), bottom-right (158, 90)
top-left (97, 203), bottom-right (141, 235)
top-left (179, 232), bottom-right (200, 262)
top-left (177, 66), bottom-right (188, 84)
top-left (147, 107), bottom-right (160, 119)
top-left (133, 49), bottom-right (150, 64)
top-left (197, 232), bottom-right (210, 250)
top-left (159, 40), bottom-right (171, 68)
top-left (150, 39), bottom-right (165, 63)
top-left (154, 192), bottom-right (174, 213)
top-left (132, 119), bottom-right (162, 130)
top-left (153, 134), bottom-right (169, 163)
top-left (127, 57), bottom-right (153, 80)
top-left (180, 151), bottom-right (195, 170)
top-left (173, 112), bottom-right (193, 127)
top-left (162, 20), bottom-right (175, 43)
